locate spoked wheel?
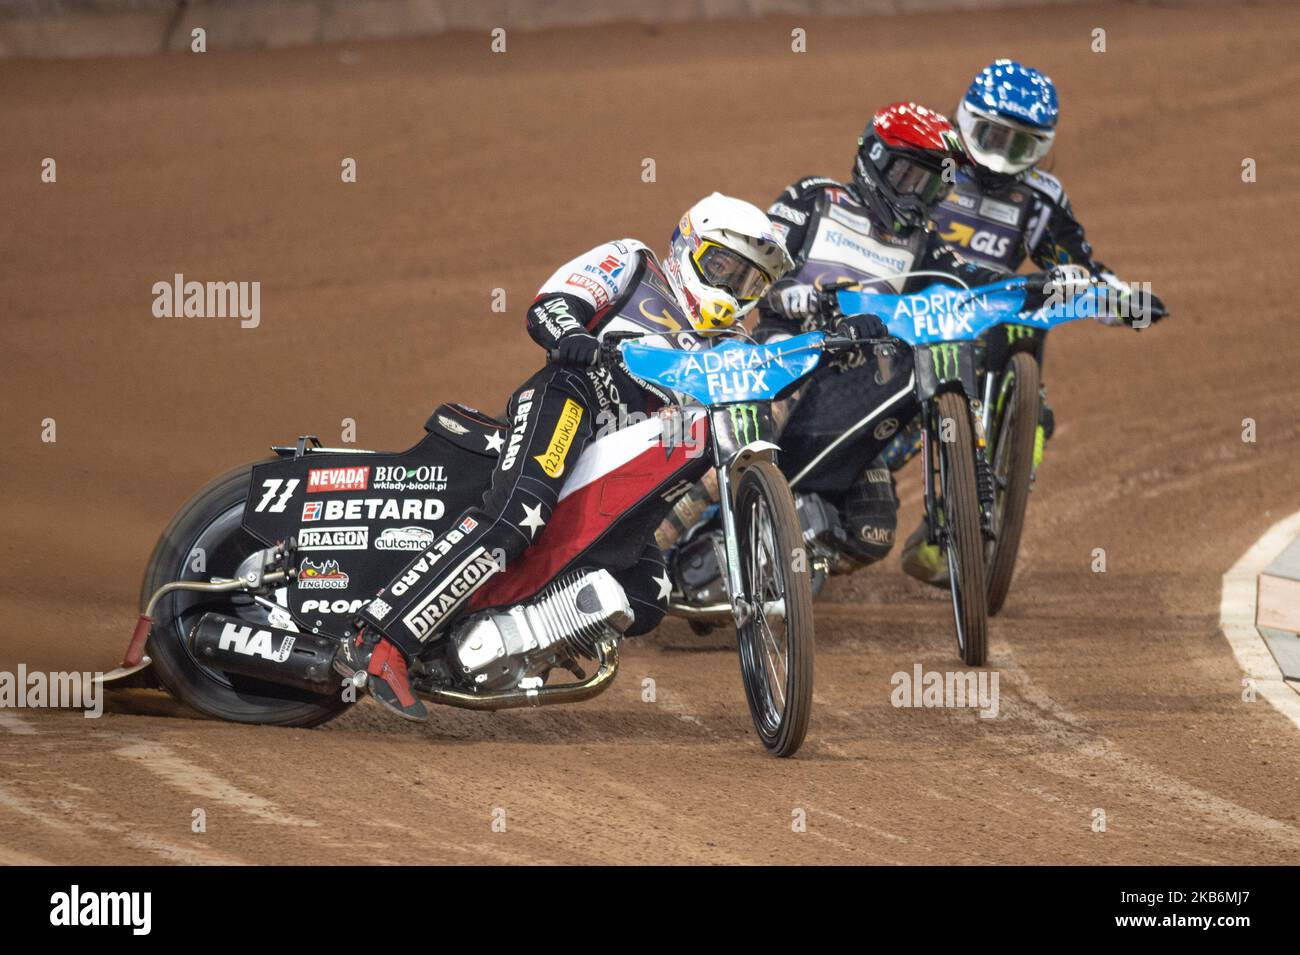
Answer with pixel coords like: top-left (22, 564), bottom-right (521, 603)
top-left (933, 393), bottom-right (989, 666)
top-left (733, 459), bottom-right (814, 757)
top-left (141, 464), bottom-right (350, 726)
top-left (984, 353), bottom-right (1041, 616)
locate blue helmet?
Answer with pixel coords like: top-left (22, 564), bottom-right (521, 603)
top-left (956, 60), bottom-right (1058, 176)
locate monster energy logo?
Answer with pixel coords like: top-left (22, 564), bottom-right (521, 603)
top-left (1005, 325), bottom-right (1035, 342)
top-left (727, 403), bottom-right (761, 444)
top-left (931, 344), bottom-right (960, 380)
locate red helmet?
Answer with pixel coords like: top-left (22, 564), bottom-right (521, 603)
top-left (852, 102), bottom-right (965, 233)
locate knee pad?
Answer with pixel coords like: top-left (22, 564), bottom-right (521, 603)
top-left (840, 465), bottom-right (899, 564)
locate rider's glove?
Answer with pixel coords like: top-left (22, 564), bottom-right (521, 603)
top-left (1117, 287), bottom-right (1168, 328)
top-left (835, 313), bottom-right (889, 342)
top-left (767, 279), bottom-right (820, 323)
top-left (1023, 264), bottom-right (1092, 311)
top-left (555, 331), bottom-right (601, 368)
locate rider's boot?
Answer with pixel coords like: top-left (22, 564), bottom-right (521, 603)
top-left (900, 519), bottom-right (950, 588)
top-left (1035, 390), bottom-right (1054, 472)
top-left (335, 624), bottom-right (428, 722)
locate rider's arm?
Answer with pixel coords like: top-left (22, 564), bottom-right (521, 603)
top-left (525, 293), bottom-right (595, 351)
top-left (918, 238), bottom-right (1089, 313)
top-left (527, 240), bottom-right (643, 350)
top-left (1023, 179), bottom-right (1167, 326)
top-left (758, 181), bottom-right (823, 332)
top-left (914, 236), bottom-right (1009, 292)
top-left (1021, 170), bottom-right (1115, 280)
top-left (765, 180), bottom-right (822, 258)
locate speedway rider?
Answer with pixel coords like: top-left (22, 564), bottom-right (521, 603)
top-left (894, 61), bottom-right (1169, 584)
top-left (689, 101), bottom-right (1085, 572)
top-left (337, 194), bottom-right (793, 720)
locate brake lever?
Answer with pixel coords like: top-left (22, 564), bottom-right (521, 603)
top-left (815, 280), bottom-right (859, 322)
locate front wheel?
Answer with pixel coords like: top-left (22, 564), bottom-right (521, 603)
top-left (984, 352), bottom-right (1041, 615)
top-left (732, 459), bottom-right (815, 757)
top-left (933, 392), bottom-right (989, 666)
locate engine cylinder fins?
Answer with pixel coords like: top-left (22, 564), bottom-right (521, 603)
top-left (450, 569), bottom-right (633, 691)
top-left (529, 569), bottom-right (635, 658)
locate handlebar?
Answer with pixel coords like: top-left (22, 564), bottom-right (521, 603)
top-left (547, 331), bottom-right (648, 367)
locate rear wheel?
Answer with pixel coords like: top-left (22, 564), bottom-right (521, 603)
top-left (141, 464), bottom-right (350, 726)
top-left (733, 459), bottom-right (814, 757)
top-left (984, 353), bottom-right (1041, 616)
top-left (933, 393), bottom-right (989, 666)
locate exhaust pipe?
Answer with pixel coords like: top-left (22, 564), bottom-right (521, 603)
top-left (189, 613), bottom-right (340, 694)
top-left (189, 613), bottom-right (620, 711)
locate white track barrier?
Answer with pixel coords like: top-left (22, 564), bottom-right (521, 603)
top-left (1220, 510), bottom-right (1300, 731)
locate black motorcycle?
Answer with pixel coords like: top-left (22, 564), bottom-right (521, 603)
top-left (102, 333), bottom-right (857, 757)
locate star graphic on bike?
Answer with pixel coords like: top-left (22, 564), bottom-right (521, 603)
top-left (519, 502), bottom-right (546, 539)
top-left (653, 570), bottom-right (672, 602)
top-left (484, 430), bottom-right (504, 453)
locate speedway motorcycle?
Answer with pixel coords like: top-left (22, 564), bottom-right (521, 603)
top-left (835, 276), bottom-right (1110, 664)
top-left (102, 333), bottom-right (857, 757)
top-left (671, 277), bottom-right (1106, 667)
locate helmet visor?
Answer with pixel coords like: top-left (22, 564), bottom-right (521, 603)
top-left (883, 156), bottom-right (950, 206)
top-left (691, 242), bottom-right (773, 302)
top-left (961, 112), bottom-right (1054, 173)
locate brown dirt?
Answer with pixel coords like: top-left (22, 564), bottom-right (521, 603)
top-left (2, 1), bottom-right (1299, 864)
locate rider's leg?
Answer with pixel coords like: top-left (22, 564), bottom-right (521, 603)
top-left (883, 420), bottom-right (951, 588)
top-left (614, 542), bottom-right (672, 636)
top-left (838, 458), bottom-right (899, 565)
top-left (341, 364), bottom-right (598, 719)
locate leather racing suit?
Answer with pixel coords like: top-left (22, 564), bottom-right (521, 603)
top-left (359, 240), bottom-right (696, 655)
top-left (759, 176), bottom-right (1009, 565)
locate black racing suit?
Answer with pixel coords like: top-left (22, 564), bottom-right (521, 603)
top-left (759, 176), bottom-right (1009, 566)
top-left (923, 165), bottom-right (1164, 446)
top-left (359, 240), bottom-right (691, 655)
top-left (930, 166), bottom-right (1123, 280)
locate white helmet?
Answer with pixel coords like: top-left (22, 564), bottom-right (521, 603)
top-left (664, 192), bottom-right (794, 334)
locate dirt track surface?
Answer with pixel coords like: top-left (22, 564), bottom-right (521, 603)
top-left (3, 2), bottom-right (1300, 865)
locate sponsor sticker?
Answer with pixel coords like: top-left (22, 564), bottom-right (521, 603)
top-left (501, 395), bottom-right (534, 471)
top-left (371, 465), bottom-right (448, 492)
top-left (307, 466), bottom-right (370, 493)
top-left (458, 516), bottom-right (479, 534)
top-left (297, 558), bottom-right (350, 590)
top-left (297, 526), bottom-right (369, 550)
top-left (768, 201), bottom-right (808, 225)
top-left (368, 597), bottom-right (392, 621)
top-left (218, 622), bottom-right (296, 663)
top-left (374, 525), bottom-right (437, 551)
top-left (300, 597), bottom-right (370, 615)
top-left (564, 272), bottom-right (611, 307)
top-left (436, 414), bottom-right (468, 435)
top-left (534, 398), bottom-right (584, 478)
top-left (299, 498), bottom-right (445, 523)
top-left (978, 196), bottom-right (1021, 227)
top-left (401, 547), bottom-right (501, 641)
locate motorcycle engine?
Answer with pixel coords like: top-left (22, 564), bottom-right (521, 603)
top-left (449, 569), bottom-right (633, 691)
